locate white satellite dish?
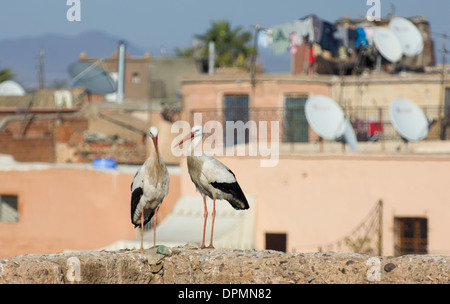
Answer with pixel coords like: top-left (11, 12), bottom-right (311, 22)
top-left (373, 27), bottom-right (403, 63)
top-left (305, 95), bottom-right (347, 140)
top-left (389, 98), bottom-right (429, 142)
top-left (389, 17), bottom-right (424, 57)
top-left (0, 80), bottom-right (26, 96)
top-left (343, 119), bottom-right (358, 151)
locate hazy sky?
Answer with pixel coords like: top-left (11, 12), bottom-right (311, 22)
top-left (0, 0), bottom-right (448, 71)
top-left (0, 1), bottom-right (447, 52)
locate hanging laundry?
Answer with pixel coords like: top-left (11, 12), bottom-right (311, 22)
top-left (364, 27), bottom-right (375, 45)
top-left (319, 21), bottom-right (339, 55)
top-left (347, 28), bottom-right (358, 49)
top-left (311, 14), bottom-right (324, 44)
top-left (334, 26), bottom-right (348, 48)
top-left (290, 32), bottom-right (298, 54)
top-left (257, 30), bottom-right (271, 48)
top-left (297, 16), bottom-right (315, 41)
top-left (355, 27), bottom-right (368, 47)
top-left (270, 22), bottom-right (293, 54)
top-left (309, 43), bottom-right (315, 64)
top-left (270, 18), bottom-right (314, 55)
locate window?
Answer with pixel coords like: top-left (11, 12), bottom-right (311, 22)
top-left (0, 195), bottom-right (19, 222)
top-left (265, 233), bottom-right (287, 252)
top-left (224, 94), bottom-right (249, 146)
top-left (394, 217), bottom-right (428, 256)
top-left (131, 72), bottom-right (141, 84)
top-left (284, 95), bottom-right (309, 143)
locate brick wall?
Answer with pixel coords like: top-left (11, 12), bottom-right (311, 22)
top-left (0, 115), bottom-right (145, 164)
top-left (0, 131), bottom-right (55, 162)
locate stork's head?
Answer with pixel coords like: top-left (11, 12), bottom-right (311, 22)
top-left (149, 126), bottom-right (159, 139)
top-left (191, 125), bottom-right (203, 138)
top-left (176, 125), bottom-right (204, 147)
top-left (148, 126), bottom-right (159, 152)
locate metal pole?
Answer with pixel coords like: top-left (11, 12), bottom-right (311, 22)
top-left (117, 41), bottom-right (126, 104)
top-left (208, 41), bottom-right (215, 75)
top-left (378, 199), bottom-right (383, 256)
top-left (250, 24), bottom-right (260, 110)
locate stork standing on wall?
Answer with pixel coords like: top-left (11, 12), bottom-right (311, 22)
top-left (131, 126), bottom-right (169, 251)
top-left (176, 126), bottom-right (249, 249)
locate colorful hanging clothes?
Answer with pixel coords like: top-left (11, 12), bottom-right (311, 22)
top-left (257, 30), bottom-right (271, 48)
top-left (355, 27), bottom-right (368, 47)
top-left (270, 17), bottom-right (315, 55)
top-left (309, 43), bottom-right (315, 64)
top-left (319, 21), bottom-right (339, 55)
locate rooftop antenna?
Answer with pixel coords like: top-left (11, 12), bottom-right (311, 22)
top-left (389, 98), bottom-right (435, 151)
top-left (389, 17), bottom-right (424, 58)
top-left (37, 48), bottom-right (45, 90)
top-left (68, 60), bottom-right (117, 101)
top-left (373, 27), bottom-right (403, 67)
top-left (389, 3), bottom-right (395, 17)
top-left (389, 17), bottom-right (424, 72)
top-left (305, 95), bottom-right (358, 151)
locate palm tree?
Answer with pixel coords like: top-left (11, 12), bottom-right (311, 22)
top-left (0, 68), bottom-right (16, 83)
top-left (175, 19), bottom-right (255, 69)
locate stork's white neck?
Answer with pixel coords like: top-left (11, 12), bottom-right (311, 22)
top-left (189, 134), bottom-right (203, 155)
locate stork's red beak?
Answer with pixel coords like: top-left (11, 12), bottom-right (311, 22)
top-left (176, 132), bottom-right (194, 147)
top-left (152, 136), bottom-right (158, 152)
top-left (152, 136), bottom-right (159, 161)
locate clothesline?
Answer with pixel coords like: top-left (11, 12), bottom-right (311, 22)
top-left (260, 14), bottom-right (374, 57)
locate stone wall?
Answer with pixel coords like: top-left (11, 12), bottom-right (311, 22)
top-left (0, 246), bottom-right (448, 284)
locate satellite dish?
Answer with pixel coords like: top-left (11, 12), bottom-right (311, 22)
top-left (373, 27), bottom-right (403, 63)
top-left (389, 17), bottom-right (424, 57)
top-left (389, 98), bottom-right (429, 142)
top-left (343, 119), bottom-right (358, 151)
top-left (305, 95), bottom-right (347, 141)
top-left (68, 62), bottom-right (116, 94)
top-left (0, 80), bottom-right (26, 96)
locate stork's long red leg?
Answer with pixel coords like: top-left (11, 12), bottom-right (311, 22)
top-left (140, 206), bottom-right (145, 251)
top-left (200, 196), bottom-right (208, 249)
top-left (207, 198), bottom-right (216, 249)
top-left (153, 207), bottom-right (158, 247)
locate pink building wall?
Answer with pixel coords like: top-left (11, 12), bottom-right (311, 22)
top-left (0, 164), bottom-right (180, 259)
top-left (181, 74), bottom-right (333, 120)
top-left (179, 153), bottom-right (450, 256)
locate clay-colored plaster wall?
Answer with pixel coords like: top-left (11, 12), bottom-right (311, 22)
top-left (178, 153), bottom-right (450, 256)
top-left (181, 75), bottom-right (333, 122)
top-left (0, 165), bottom-right (180, 259)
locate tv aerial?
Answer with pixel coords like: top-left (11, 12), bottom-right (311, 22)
top-left (305, 95), bottom-right (358, 151)
top-left (389, 98), bottom-right (435, 151)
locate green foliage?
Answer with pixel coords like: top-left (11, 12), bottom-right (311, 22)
top-left (175, 19), bottom-right (255, 69)
top-left (0, 68), bottom-right (16, 83)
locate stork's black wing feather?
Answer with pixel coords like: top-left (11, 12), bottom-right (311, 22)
top-left (210, 181), bottom-right (249, 210)
top-left (130, 187), bottom-right (143, 227)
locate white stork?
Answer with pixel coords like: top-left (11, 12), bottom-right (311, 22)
top-left (177, 125), bottom-right (249, 249)
top-left (131, 126), bottom-right (169, 251)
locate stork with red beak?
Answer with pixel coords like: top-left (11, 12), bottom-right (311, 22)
top-left (131, 126), bottom-right (169, 251)
top-left (177, 125), bottom-right (249, 249)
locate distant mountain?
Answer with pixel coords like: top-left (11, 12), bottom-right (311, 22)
top-left (0, 30), bottom-right (291, 91)
top-left (0, 30), bottom-right (148, 90)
